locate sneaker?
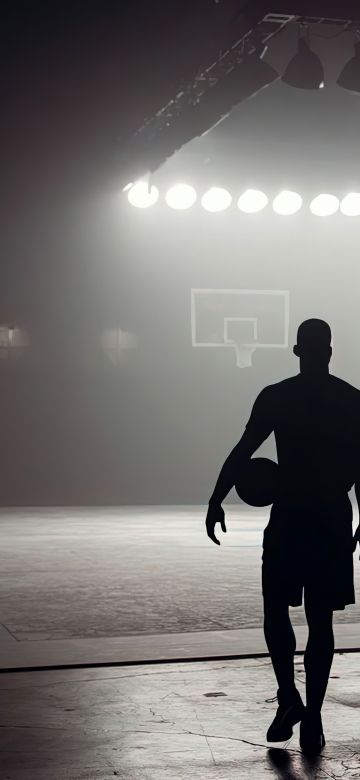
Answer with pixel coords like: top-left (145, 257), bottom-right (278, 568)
top-left (300, 710), bottom-right (325, 754)
top-left (266, 688), bottom-right (305, 742)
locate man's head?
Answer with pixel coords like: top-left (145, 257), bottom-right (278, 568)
top-left (293, 319), bottom-right (332, 368)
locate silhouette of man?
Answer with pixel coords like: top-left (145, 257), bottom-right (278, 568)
top-left (206, 319), bottom-right (360, 753)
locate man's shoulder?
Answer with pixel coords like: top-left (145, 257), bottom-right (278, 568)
top-left (258, 376), bottom-right (297, 398)
top-left (262, 374), bottom-right (360, 393)
top-left (256, 375), bottom-right (360, 409)
top-left (252, 378), bottom-right (295, 411)
top-left (329, 374), bottom-right (360, 403)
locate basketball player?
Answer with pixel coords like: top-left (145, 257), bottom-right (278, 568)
top-left (206, 319), bottom-right (360, 753)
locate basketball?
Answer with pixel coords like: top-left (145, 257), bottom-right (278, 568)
top-left (235, 457), bottom-right (279, 507)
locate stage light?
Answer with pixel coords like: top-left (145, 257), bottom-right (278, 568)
top-left (127, 181), bottom-right (159, 208)
top-left (201, 187), bottom-right (232, 212)
top-left (337, 41), bottom-right (360, 95)
top-left (237, 189), bottom-right (268, 213)
top-left (282, 35), bottom-right (324, 90)
top-left (272, 190), bottom-right (302, 216)
top-left (340, 192), bottom-right (360, 216)
top-left (165, 184), bottom-right (197, 210)
top-left (310, 194), bottom-right (339, 217)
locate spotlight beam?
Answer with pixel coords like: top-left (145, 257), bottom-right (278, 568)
top-left (121, 1), bottom-right (360, 184)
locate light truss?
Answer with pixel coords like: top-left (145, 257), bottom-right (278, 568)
top-left (121, 2), bottom-right (360, 182)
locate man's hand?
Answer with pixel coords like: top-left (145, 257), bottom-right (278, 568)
top-left (206, 502), bottom-right (227, 545)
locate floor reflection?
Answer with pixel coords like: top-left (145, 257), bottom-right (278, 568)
top-left (267, 746), bottom-right (323, 779)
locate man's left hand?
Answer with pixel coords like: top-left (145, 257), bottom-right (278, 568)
top-left (206, 503), bottom-right (227, 545)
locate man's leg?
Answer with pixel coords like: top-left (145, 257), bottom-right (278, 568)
top-left (263, 588), bottom-right (305, 741)
top-left (263, 590), bottom-right (297, 700)
top-left (303, 589), bottom-right (334, 715)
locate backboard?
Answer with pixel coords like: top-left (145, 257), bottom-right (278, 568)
top-left (191, 289), bottom-right (290, 367)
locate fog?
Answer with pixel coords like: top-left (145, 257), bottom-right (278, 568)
top-left (2, 8), bottom-right (360, 505)
top-left (1, 176), bottom-right (359, 505)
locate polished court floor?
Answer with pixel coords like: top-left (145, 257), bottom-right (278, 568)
top-left (1, 507), bottom-right (360, 779)
top-left (0, 504), bottom-right (360, 644)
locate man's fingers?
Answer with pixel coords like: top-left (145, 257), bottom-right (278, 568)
top-left (206, 526), bottom-right (220, 545)
top-left (205, 505), bottom-right (226, 546)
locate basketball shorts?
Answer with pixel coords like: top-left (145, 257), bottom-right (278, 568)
top-left (261, 501), bottom-right (355, 610)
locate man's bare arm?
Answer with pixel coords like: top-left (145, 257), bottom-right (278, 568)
top-left (205, 426), bottom-right (272, 545)
top-left (209, 425), bottom-right (271, 507)
top-left (206, 387), bottom-right (274, 545)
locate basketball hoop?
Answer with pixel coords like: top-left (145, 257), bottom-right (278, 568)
top-left (233, 343), bottom-right (257, 368)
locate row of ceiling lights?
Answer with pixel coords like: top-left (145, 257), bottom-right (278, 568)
top-left (124, 28), bottom-right (360, 205)
top-left (126, 183), bottom-right (360, 216)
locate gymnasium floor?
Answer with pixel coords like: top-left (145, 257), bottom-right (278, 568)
top-left (1, 505), bottom-right (360, 644)
top-left (0, 505), bottom-right (359, 670)
top-left (1, 507), bottom-right (360, 778)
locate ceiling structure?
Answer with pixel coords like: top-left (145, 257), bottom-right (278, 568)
top-left (122, 0), bottom-right (360, 184)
